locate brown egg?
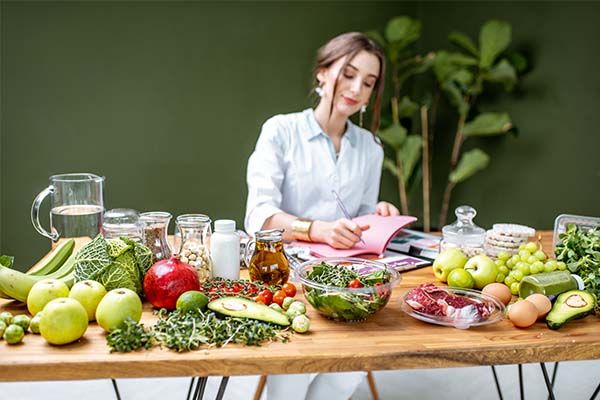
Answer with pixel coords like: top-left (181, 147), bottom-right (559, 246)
top-left (526, 293), bottom-right (552, 318)
top-left (482, 283), bottom-right (512, 305)
top-left (508, 300), bottom-right (538, 328)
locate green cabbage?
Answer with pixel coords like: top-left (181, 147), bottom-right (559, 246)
top-left (74, 235), bottom-right (153, 295)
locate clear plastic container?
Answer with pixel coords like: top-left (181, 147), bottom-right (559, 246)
top-left (400, 286), bottom-right (505, 329)
top-left (553, 214), bottom-right (600, 250)
top-left (440, 205), bottom-right (486, 257)
top-left (102, 208), bottom-right (142, 242)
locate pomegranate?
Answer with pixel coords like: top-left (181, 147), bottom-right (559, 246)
top-left (143, 257), bottom-right (200, 310)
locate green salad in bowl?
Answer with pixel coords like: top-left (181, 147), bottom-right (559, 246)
top-left (295, 257), bottom-right (400, 322)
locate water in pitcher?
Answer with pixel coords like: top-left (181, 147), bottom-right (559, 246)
top-left (50, 204), bottom-right (103, 240)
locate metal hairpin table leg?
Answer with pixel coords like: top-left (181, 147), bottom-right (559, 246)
top-left (518, 364), bottom-right (524, 400)
top-left (193, 376), bottom-right (209, 400)
top-left (215, 376), bottom-right (230, 400)
top-left (111, 378), bottom-right (122, 400)
top-left (490, 366), bottom-right (503, 400)
top-left (547, 362), bottom-right (559, 400)
top-left (540, 363), bottom-right (556, 400)
top-left (590, 381), bottom-right (600, 400)
top-left (186, 377), bottom-right (196, 400)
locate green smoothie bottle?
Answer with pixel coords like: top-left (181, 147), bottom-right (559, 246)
top-left (519, 271), bottom-right (584, 299)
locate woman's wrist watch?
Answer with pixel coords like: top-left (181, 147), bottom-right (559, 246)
top-left (291, 218), bottom-right (313, 242)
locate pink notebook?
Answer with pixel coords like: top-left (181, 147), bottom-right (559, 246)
top-left (308, 215), bottom-right (417, 257)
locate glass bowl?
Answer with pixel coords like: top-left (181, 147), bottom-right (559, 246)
top-left (399, 286), bottom-right (506, 329)
top-left (294, 257), bottom-right (400, 322)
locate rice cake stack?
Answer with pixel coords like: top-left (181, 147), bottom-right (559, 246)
top-left (484, 224), bottom-right (536, 258)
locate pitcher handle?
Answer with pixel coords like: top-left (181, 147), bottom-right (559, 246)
top-left (244, 239), bottom-right (256, 267)
top-left (31, 186), bottom-right (59, 241)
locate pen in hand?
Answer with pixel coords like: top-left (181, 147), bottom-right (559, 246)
top-left (331, 190), bottom-right (366, 246)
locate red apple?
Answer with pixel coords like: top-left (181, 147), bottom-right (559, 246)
top-left (143, 257), bottom-right (200, 310)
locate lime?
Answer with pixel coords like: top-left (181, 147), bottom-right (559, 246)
top-left (176, 291), bottom-right (209, 313)
top-left (3, 324), bottom-right (24, 344)
top-left (447, 268), bottom-right (475, 289)
top-left (12, 315), bottom-right (31, 331)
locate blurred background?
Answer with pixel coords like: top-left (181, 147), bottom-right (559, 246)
top-left (1, 1), bottom-right (599, 268)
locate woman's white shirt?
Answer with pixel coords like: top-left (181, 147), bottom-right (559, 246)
top-left (245, 108), bottom-right (384, 234)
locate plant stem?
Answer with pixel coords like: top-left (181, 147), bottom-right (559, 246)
top-left (396, 150), bottom-right (409, 216)
top-left (439, 181), bottom-right (456, 229)
top-left (420, 105), bottom-right (430, 233)
top-left (439, 113), bottom-right (467, 227)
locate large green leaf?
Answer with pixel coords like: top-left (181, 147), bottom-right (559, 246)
top-left (399, 135), bottom-right (422, 181)
top-left (479, 20), bottom-right (512, 68)
top-left (398, 96), bottom-right (419, 118)
top-left (463, 112), bottom-right (513, 137)
top-left (433, 51), bottom-right (478, 82)
top-left (383, 158), bottom-right (400, 178)
top-left (378, 123), bottom-right (407, 150)
top-left (506, 51), bottom-right (528, 73)
top-left (449, 149), bottom-right (490, 183)
top-left (484, 59), bottom-right (517, 91)
top-left (449, 31), bottom-right (479, 57)
top-left (385, 16), bottom-right (421, 48)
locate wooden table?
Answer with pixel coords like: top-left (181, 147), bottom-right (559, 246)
top-left (1, 231), bottom-right (599, 383)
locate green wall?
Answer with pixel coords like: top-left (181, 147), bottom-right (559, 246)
top-left (1, 1), bottom-right (599, 269)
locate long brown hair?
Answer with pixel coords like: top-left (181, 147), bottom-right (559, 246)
top-left (313, 32), bottom-right (386, 136)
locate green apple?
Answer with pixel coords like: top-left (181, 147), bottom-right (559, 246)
top-left (69, 280), bottom-right (107, 321)
top-left (95, 288), bottom-right (142, 332)
top-left (39, 298), bottom-right (88, 345)
top-left (433, 248), bottom-right (468, 282)
top-left (27, 279), bottom-right (70, 316)
top-left (464, 255), bottom-right (499, 289)
top-left (447, 268), bottom-right (475, 289)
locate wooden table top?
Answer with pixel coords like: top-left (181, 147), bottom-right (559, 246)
top-left (1, 231), bottom-right (599, 382)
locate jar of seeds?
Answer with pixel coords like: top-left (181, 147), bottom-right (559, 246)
top-left (140, 211), bottom-right (172, 263)
top-left (175, 214), bottom-right (212, 283)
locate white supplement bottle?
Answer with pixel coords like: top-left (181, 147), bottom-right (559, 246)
top-left (210, 219), bottom-right (240, 280)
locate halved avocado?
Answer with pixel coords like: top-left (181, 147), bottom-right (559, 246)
top-left (208, 297), bottom-right (290, 326)
top-left (545, 290), bottom-right (596, 330)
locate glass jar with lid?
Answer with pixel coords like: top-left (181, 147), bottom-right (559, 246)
top-left (140, 211), bottom-right (173, 263)
top-left (175, 214), bottom-right (213, 283)
top-left (103, 208), bottom-right (142, 242)
top-left (441, 205), bottom-right (486, 257)
top-left (246, 229), bottom-right (290, 285)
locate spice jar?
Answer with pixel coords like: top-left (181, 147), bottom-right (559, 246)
top-left (175, 214), bottom-right (213, 283)
top-left (246, 229), bottom-right (289, 285)
top-left (440, 205), bottom-right (486, 257)
top-left (140, 211), bottom-right (172, 263)
top-left (103, 208), bottom-right (142, 242)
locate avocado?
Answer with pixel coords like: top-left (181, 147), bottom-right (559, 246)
top-left (545, 290), bottom-right (596, 330)
top-left (208, 297), bottom-right (290, 326)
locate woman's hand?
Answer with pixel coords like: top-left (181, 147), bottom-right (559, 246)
top-left (311, 219), bottom-right (370, 249)
top-left (376, 201), bottom-right (400, 217)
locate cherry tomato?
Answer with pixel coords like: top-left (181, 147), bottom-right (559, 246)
top-left (232, 284), bottom-right (243, 293)
top-left (253, 294), bottom-right (267, 304)
top-left (282, 283), bottom-right (297, 298)
top-left (272, 289), bottom-right (287, 306)
top-left (259, 289), bottom-right (273, 305)
top-left (348, 279), bottom-right (363, 288)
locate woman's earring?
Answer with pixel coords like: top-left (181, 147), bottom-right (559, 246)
top-left (359, 105), bottom-right (367, 127)
top-left (315, 86), bottom-right (324, 97)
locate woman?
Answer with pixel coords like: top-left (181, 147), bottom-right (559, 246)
top-left (245, 32), bottom-right (399, 249)
top-left (244, 32), bottom-right (399, 400)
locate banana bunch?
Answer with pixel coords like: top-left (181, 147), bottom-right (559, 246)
top-left (0, 239), bottom-right (76, 303)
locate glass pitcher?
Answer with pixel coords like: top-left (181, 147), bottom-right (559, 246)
top-left (31, 173), bottom-right (104, 242)
top-left (246, 229), bottom-right (290, 285)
